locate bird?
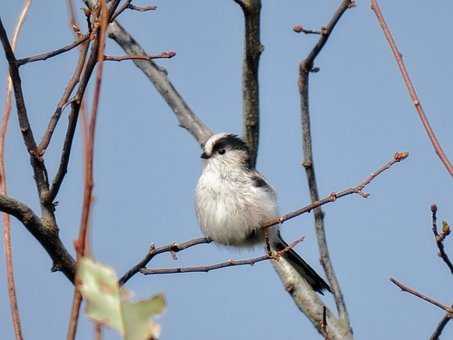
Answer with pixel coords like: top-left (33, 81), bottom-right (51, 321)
top-left (195, 132), bottom-right (331, 294)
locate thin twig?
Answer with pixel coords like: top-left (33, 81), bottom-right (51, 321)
top-left (430, 312), bottom-right (452, 340)
top-left (298, 1), bottom-right (353, 330)
top-left (370, 0), bottom-right (453, 176)
top-left (68, 2), bottom-right (108, 339)
top-left (119, 237), bottom-right (212, 285)
top-left (16, 35), bottom-right (89, 66)
top-left (140, 236), bottom-right (304, 275)
top-left (390, 277), bottom-right (453, 314)
top-left (38, 41), bottom-right (89, 155)
top-left (1, 2), bottom-right (32, 339)
top-left (234, 0), bottom-right (262, 169)
top-left (103, 51), bottom-right (175, 62)
top-left (110, 0), bottom-right (157, 22)
top-left (431, 204), bottom-right (453, 274)
top-left (293, 25), bottom-right (322, 35)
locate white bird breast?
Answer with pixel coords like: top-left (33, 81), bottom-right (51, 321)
top-left (195, 165), bottom-right (278, 247)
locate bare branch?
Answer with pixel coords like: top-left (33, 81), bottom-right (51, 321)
top-left (103, 51), bottom-right (175, 62)
top-left (293, 25), bottom-right (322, 35)
top-left (119, 237), bottom-right (212, 285)
top-left (38, 40), bottom-right (90, 155)
top-left (431, 204), bottom-right (453, 274)
top-left (141, 236), bottom-right (304, 275)
top-left (110, 0), bottom-right (157, 22)
top-left (431, 313), bottom-right (452, 340)
top-left (390, 277), bottom-right (453, 314)
top-left (370, 0), bottom-right (453, 176)
top-left (16, 35), bottom-right (89, 66)
top-left (234, 0), bottom-right (262, 169)
top-left (106, 20), bottom-right (213, 145)
top-left (297, 1), bottom-right (354, 331)
top-left (1, 2), bottom-right (32, 339)
top-left (0, 194), bottom-right (76, 281)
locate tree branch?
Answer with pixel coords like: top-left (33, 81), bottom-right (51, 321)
top-left (234, 0), bottom-right (262, 169)
top-left (390, 277), bottom-right (453, 314)
top-left (431, 313), bottom-right (452, 340)
top-left (1, 2), bottom-right (32, 339)
top-left (16, 35), bottom-right (89, 66)
top-left (298, 0), bottom-right (353, 331)
top-left (431, 204), bottom-right (453, 274)
top-left (140, 236), bottom-right (304, 275)
top-left (0, 194), bottom-right (76, 281)
top-left (370, 0), bottom-right (453, 176)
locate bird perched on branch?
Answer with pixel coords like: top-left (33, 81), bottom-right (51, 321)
top-left (195, 132), bottom-right (331, 294)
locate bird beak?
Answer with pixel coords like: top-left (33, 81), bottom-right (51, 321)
top-left (200, 152), bottom-right (209, 159)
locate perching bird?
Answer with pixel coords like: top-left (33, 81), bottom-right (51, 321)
top-left (195, 133), bottom-right (331, 294)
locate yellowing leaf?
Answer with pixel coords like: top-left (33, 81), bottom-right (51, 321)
top-left (76, 258), bottom-right (165, 340)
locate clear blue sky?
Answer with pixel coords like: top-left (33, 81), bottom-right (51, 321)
top-left (1, 1), bottom-right (452, 339)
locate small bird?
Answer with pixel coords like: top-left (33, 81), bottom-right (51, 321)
top-left (195, 133), bottom-right (331, 294)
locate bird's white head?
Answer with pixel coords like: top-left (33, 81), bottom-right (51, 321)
top-left (200, 133), bottom-right (250, 168)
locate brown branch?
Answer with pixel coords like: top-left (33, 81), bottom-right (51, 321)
top-left (293, 25), bottom-right (322, 35)
top-left (16, 35), bottom-right (89, 66)
top-left (122, 152), bottom-right (406, 285)
top-left (298, 0), bottom-right (354, 330)
top-left (140, 236), bottom-right (305, 275)
top-left (390, 277), bottom-right (453, 314)
top-left (0, 194), bottom-right (76, 281)
top-left (431, 312), bottom-right (452, 340)
top-left (370, 0), bottom-right (453, 176)
top-left (103, 51), bottom-right (175, 62)
top-left (235, 0), bottom-right (262, 169)
top-left (1, 2), bottom-right (31, 339)
top-left (38, 40), bottom-right (90, 155)
top-left (107, 20), bottom-right (213, 145)
top-left (431, 204), bottom-right (453, 274)
top-left (119, 237), bottom-right (212, 285)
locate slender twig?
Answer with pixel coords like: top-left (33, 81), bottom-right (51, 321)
top-left (370, 0), bottom-right (453, 176)
top-left (103, 51), bottom-right (175, 62)
top-left (110, 0), bottom-right (157, 22)
top-left (119, 237), bottom-right (212, 285)
top-left (38, 41), bottom-right (89, 155)
top-left (390, 277), bottom-right (453, 314)
top-left (122, 152), bottom-right (406, 284)
top-left (431, 205), bottom-right (453, 274)
top-left (16, 35), bottom-right (89, 66)
top-left (234, 0), bottom-right (262, 169)
top-left (293, 25), bottom-right (322, 35)
top-left (140, 236), bottom-right (305, 275)
top-left (298, 0), bottom-right (353, 329)
top-left (68, 2), bottom-right (108, 339)
top-left (1, 3), bottom-right (31, 339)
top-left (430, 313), bottom-right (452, 340)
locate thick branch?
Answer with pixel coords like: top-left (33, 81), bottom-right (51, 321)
top-left (235, 0), bottom-right (262, 169)
top-left (298, 0), bottom-right (353, 330)
top-left (0, 194), bottom-right (76, 281)
top-left (370, 0), bottom-right (453, 176)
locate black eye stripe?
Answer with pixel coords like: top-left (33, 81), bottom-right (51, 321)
top-left (212, 135), bottom-right (249, 153)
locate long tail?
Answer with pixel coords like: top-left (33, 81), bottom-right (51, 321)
top-left (272, 237), bottom-right (331, 295)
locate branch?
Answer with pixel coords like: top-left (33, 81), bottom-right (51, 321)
top-left (110, 0), bottom-right (157, 22)
top-left (103, 51), bottom-right (175, 62)
top-left (234, 0), bottom-right (262, 169)
top-left (370, 0), bottom-right (453, 176)
top-left (38, 40), bottom-right (89, 154)
top-left (140, 236), bottom-right (304, 275)
top-left (16, 35), bottom-right (89, 66)
top-left (0, 194), bottom-right (76, 281)
top-left (390, 277), bottom-right (453, 314)
top-left (1, 2), bottom-right (31, 339)
top-left (106, 20), bottom-right (213, 145)
top-left (431, 313), bottom-right (452, 340)
top-left (119, 237), bottom-right (211, 285)
top-left (298, 0), bottom-right (353, 330)
top-left (431, 204), bottom-right (453, 274)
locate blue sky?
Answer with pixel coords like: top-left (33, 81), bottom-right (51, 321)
top-left (1, 1), bottom-right (452, 339)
